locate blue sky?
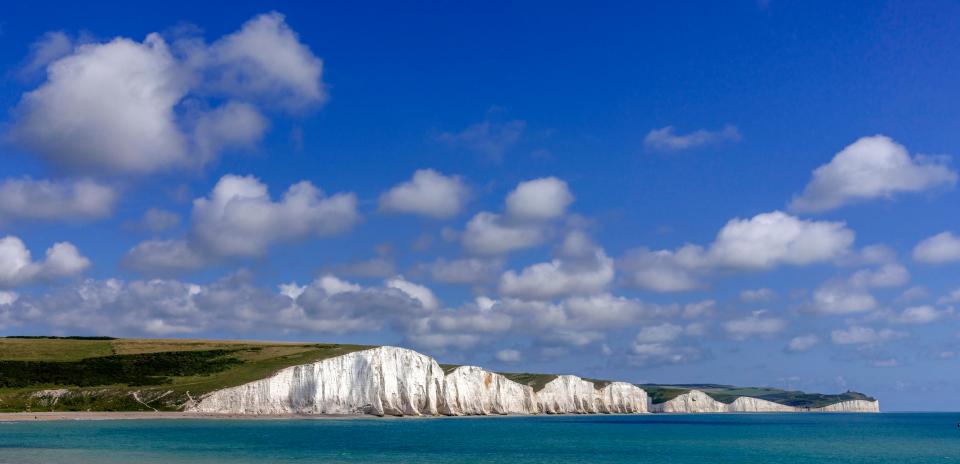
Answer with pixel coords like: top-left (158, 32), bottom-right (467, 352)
top-left (1, 1), bottom-right (959, 411)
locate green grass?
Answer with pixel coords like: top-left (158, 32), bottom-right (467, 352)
top-left (0, 337), bottom-right (875, 412)
top-left (498, 372), bottom-right (558, 392)
top-left (439, 364), bottom-right (462, 374)
top-left (0, 338), bottom-right (374, 412)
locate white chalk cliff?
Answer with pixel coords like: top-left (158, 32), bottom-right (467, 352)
top-left (441, 365), bottom-right (536, 415)
top-left (651, 389), bottom-right (880, 413)
top-left (188, 346), bottom-right (878, 416)
top-left (190, 346), bottom-right (444, 416)
top-left (813, 399), bottom-right (880, 413)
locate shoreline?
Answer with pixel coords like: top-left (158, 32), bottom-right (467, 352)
top-left (0, 412), bottom-right (378, 422)
top-left (0, 410), bottom-right (887, 422)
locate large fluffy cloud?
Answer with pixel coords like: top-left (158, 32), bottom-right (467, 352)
top-left (461, 212), bottom-right (546, 255)
top-left (790, 135), bottom-right (956, 213)
top-left (461, 177), bottom-right (574, 255)
top-left (124, 174), bottom-right (358, 273)
top-left (498, 231), bottom-right (614, 300)
top-left (620, 211), bottom-right (854, 292)
top-left (10, 12), bottom-right (321, 174)
top-left (201, 12), bottom-right (325, 109)
top-left (0, 177), bottom-right (116, 222)
top-left (190, 175), bottom-right (357, 257)
top-left (11, 33), bottom-right (190, 173)
top-left (0, 236), bottom-right (89, 287)
top-left (379, 169), bottom-right (469, 218)
top-left (809, 263), bottom-right (909, 315)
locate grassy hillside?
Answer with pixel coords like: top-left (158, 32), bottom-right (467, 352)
top-left (0, 337), bottom-right (373, 412)
top-left (0, 337), bottom-right (874, 412)
top-left (641, 383), bottom-right (876, 408)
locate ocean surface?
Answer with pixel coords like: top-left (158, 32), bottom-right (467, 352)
top-left (1, 413), bottom-right (958, 463)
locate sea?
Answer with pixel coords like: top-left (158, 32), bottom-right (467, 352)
top-left (1, 413), bottom-right (958, 463)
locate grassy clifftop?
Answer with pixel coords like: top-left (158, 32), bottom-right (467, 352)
top-left (0, 337), bottom-right (373, 412)
top-left (0, 337), bottom-right (875, 412)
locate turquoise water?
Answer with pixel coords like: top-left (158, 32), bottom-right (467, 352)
top-left (1, 413), bottom-right (958, 463)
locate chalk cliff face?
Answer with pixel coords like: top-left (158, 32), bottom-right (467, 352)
top-left (595, 382), bottom-right (649, 414)
top-left (650, 389), bottom-right (729, 413)
top-left (536, 375), bottom-right (602, 414)
top-left (649, 389), bottom-right (880, 413)
top-left (190, 347), bottom-right (877, 416)
top-left (727, 396), bottom-right (798, 412)
top-left (813, 399), bottom-right (880, 413)
top-left (190, 346), bottom-right (445, 416)
top-left (441, 366), bottom-right (536, 415)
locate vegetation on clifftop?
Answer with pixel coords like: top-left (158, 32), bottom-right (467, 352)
top-left (0, 337), bottom-right (875, 412)
top-left (0, 337), bottom-right (373, 412)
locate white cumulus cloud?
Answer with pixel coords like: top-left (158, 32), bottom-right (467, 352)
top-left (620, 211), bottom-right (854, 292)
top-left (0, 236), bottom-right (90, 287)
top-left (913, 231), bottom-right (960, 264)
top-left (191, 174), bottom-right (358, 257)
top-left (0, 177), bottom-right (116, 222)
top-left (790, 135), bottom-right (956, 213)
top-left (379, 169), bottom-right (469, 218)
top-left (10, 12), bottom-right (322, 174)
top-left (461, 212), bottom-right (546, 255)
top-left (498, 231), bottom-right (613, 300)
top-left (504, 177), bottom-right (573, 221)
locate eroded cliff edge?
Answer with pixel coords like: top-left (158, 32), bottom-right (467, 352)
top-left (187, 346), bottom-right (878, 416)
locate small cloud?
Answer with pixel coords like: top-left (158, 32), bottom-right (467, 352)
top-left (740, 288), bottom-right (776, 303)
top-left (723, 311), bottom-right (786, 340)
top-left (831, 326), bottom-right (907, 346)
top-left (644, 124), bottom-right (741, 152)
top-left (913, 231), bottom-right (960, 264)
top-left (495, 349), bottom-right (521, 363)
top-left (379, 169), bottom-right (469, 219)
top-left (786, 334), bottom-right (820, 353)
top-left (436, 120), bottom-right (525, 162)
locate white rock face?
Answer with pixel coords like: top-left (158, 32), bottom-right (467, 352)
top-left (441, 366), bottom-right (536, 415)
top-left (813, 399), bottom-right (880, 413)
top-left (190, 346), bottom-right (445, 416)
top-left (190, 347), bottom-right (875, 416)
top-left (650, 389), bottom-right (729, 413)
top-left (536, 375), bottom-right (602, 414)
top-left (728, 396), bottom-right (798, 412)
top-left (595, 382), bottom-right (649, 414)
top-left (650, 389), bottom-right (880, 413)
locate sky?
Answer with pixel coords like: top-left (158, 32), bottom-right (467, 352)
top-left (1, 0), bottom-right (959, 411)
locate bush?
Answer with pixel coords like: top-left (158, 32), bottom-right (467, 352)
top-left (0, 350), bottom-right (242, 388)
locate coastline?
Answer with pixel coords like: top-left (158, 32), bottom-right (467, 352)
top-left (0, 409), bottom-right (885, 422)
top-left (0, 411), bottom-right (375, 422)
